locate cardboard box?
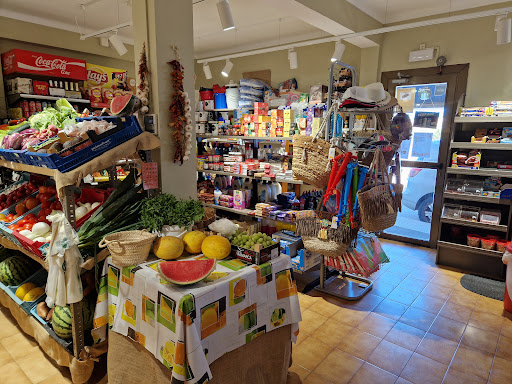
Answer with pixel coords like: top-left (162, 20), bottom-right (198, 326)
top-left (272, 231), bottom-right (303, 257)
top-left (258, 115), bottom-right (271, 123)
top-left (284, 120), bottom-right (292, 130)
top-left (276, 117), bottom-right (284, 127)
top-left (298, 118), bottom-right (307, 129)
top-left (271, 109), bottom-right (284, 118)
top-left (7, 78), bottom-right (32, 95)
top-left (32, 80), bottom-right (49, 96)
top-left (283, 109), bottom-right (294, 119)
top-left (232, 241), bottom-right (280, 265)
top-left (233, 190), bottom-right (245, 210)
top-left (292, 249), bottom-right (322, 272)
top-left (254, 102), bottom-right (268, 110)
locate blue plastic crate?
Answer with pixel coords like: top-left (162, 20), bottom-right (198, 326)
top-left (5, 268), bottom-right (47, 314)
top-left (24, 116), bottom-right (143, 172)
top-left (30, 302), bottom-right (73, 352)
top-left (0, 148), bottom-right (30, 164)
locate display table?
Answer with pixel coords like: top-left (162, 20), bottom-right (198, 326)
top-left (93, 254), bottom-right (301, 383)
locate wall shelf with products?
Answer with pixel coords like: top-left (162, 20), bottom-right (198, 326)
top-left (7, 93), bottom-right (91, 104)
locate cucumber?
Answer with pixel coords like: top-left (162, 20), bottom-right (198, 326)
top-left (8, 122), bottom-right (31, 135)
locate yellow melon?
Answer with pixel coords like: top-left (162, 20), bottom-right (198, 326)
top-left (183, 231), bottom-right (207, 254)
top-left (153, 236), bottom-right (184, 260)
top-left (15, 282), bottom-right (37, 300)
top-left (23, 287), bottom-right (44, 302)
top-left (201, 235), bottom-right (231, 260)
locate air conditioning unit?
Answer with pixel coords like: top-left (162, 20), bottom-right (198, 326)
top-left (409, 48), bottom-right (435, 62)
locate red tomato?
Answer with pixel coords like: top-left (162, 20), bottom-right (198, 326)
top-left (40, 193), bottom-right (51, 203)
top-left (17, 219), bottom-right (28, 226)
top-left (7, 224), bottom-right (16, 230)
top-left (50, 202), bottom-right (58, 211)
top-left (25, 213), bottom-right (36, 220)
top-left (47, 186), bottom-right (57, 195)
top-left (39, 186), bottom-right (49, 194)
top-left (24, 197), bottom-right (39, 210)
top-left (55, 202), bottom-right (62, 210)
top-left (0, 194), bottom-right (6, 202)
top-left (13, 214), bottom-right (20, 219)
top-left (28, 217), bottom-right (37, 224)
top-left (44, 208), bottom-right (52, 215)
top-left (37, 210), bottom-right (46, 218)
top-left (6, 214), bottom-right (14, 221)
top-left (22, 223), bottom-right (33, 230)
top-left (41, 202), bottom-right (50, 210)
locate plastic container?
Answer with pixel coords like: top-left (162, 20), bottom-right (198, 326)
top-left (460, 206), bottom-right (480, 222)
top-left (199, 89), bottom-right (214, 101)
top-left (442, 204), bottom-right (461, 219)
top-left (481, 237), bottom-right (497, 250)
top-left (467, 234), bottom-right (481, 248)
top-left (497, 240), bottom-right (509, 253)
top-left (480, 209), bottom-right (501, 225)
top-left (75, 188), bottom-right (109, 228)
top-left (214, 93), bottom-right (227, 109)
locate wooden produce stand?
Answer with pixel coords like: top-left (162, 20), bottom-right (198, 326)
top-left (0, 132), bottom-right (160, 383)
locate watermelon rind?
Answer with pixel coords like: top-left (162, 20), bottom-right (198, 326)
top-left (110, 94), bottom-right (140, 115)
top-left (0, 255), bottom-right (37, 286)
top-left (157, 259), bottom-right (216, 286)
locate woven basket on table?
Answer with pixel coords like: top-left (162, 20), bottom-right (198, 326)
top-left (357, 149), bottom-right (403, 232)
top-left (99, 230), bottom-right (157, 267)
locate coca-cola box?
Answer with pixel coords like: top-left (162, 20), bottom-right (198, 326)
top-left (1, 49), bottom-right (87, 80)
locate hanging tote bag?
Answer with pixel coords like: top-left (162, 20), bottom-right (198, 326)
top-left (357, 149), bottom-right (403, 232)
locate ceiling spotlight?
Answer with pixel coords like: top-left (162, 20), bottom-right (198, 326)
top-left (217, 0), bottom-right (235, 31)
top-left (203, 62), bottom-right (212, 79)
top-left (288, 49), bottom-right (298, 69)
top-left (221, 59), bottom-right (233, 77)
top-left (496, 14), bottom-right (511, 45)
top-left (331, 41), bottom-right (346, 62)
top-left (108, 32), bottom-right (127, 56)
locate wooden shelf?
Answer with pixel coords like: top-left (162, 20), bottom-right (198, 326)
top-left (197, 134), bottom-right (293, 141)
top-left (454, 116), bottom-right (512, 123)
top-left (450, 142), bottom-right (512, 150)
top-left (7, 93), bottom-right (91, 104)
top-left (443, 192), bottom-right (510, 205)
top-left (197, 169), bottom-right (303, 184)
top-left (446, 167), bottom-right (512, 177)
top-left (437, 240), bottom-right (503, 258)
top-left (202, 203), bottom-right (296, 225)
top-left (440, 217), bottom-right (508, 232)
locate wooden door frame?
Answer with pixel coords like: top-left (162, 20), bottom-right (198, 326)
top-left (381, 64), bottom-right (469, 248)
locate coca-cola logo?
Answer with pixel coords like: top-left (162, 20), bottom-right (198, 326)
top-left (87, 68), bottom-right (108, 86)
top-left (2, 53), bottom-right (15, 70)
top-left (34, 56), bottom-right (71, 75)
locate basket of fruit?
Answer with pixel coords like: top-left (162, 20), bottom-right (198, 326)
top-left (229, 231), bottom-right (280, 265)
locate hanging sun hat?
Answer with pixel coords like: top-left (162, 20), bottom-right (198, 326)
top-left (341, 86), bottom-right (374, 104)
top-left (365, 82), bottom-right (392, 106)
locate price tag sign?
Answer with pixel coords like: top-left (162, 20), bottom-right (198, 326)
top-left (142, 162), bottom-right (159, 190)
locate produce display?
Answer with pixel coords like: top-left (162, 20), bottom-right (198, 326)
top-left (0, 178), bottom-right (45, 213)
top-left (153, 236), bottom-right (184, 260)
top-left (183, 230), bottom-right (207, 254)
top-left (157, 259), bottom-right (216, 285)
top-left (51, 297), bottom-right (94, 339)
top-left (201, 234), bottom-right (231, 259)
top-left (230, 231), bottom-right (276, 250)
top-left (0, 254), bottom-right (39, 286)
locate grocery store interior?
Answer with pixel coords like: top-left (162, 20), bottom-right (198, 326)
top-left (1, 0), bottom-right (512, 383)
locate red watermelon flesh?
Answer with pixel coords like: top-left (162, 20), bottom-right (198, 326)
top-left (110, 94), bottom-right (140, 115)
top-left (157, 259), bottom-right (216, 285)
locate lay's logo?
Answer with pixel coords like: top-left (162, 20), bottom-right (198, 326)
top-left (87, 67), bottom-right (108, 86)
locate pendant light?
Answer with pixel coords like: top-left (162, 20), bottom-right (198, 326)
top-left (221, 59), bottom-right (233, 77)
top-left (203, 62), bottom-right (212, 79)
top-left (217, 0), bottom-right (235, 31)
top-left (108, 32), bottom-right (127, 56)
top-left (331, 41), bottom-right (346, 62)
top-left (288, 49), bottom-right (298, 69)
top-left (496, 15), bottom-right (512, 44)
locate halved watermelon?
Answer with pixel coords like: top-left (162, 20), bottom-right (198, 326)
top-left (157, 259), bottom-right (216, 285)
top-left (110, 94), bottom-right (141, 115)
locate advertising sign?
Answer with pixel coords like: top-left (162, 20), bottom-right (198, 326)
top-left (86, 63), bottom-right (128, 90)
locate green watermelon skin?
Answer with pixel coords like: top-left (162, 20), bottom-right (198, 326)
top-left (52, 298), bottom-right (95, 339)
top-left (0, 256), bottom-right (36, 286)
top-left (110, 94), bottom-right (140, 115)
top-left (0, 246), bottom-right (9, 263)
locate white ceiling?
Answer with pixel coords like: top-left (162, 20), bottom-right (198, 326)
top-left (1, 0), bottom-right (511, 58)
top-left (346, 0), bottom-right (512, 24)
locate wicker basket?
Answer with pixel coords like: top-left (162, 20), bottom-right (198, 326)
top-left (99, 230), bottom-right (157, 267)
top-left (292, 135), bottom-right (342, 188)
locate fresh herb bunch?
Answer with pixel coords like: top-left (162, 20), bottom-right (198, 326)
top-left (141, 194), bottom-right (204, 232)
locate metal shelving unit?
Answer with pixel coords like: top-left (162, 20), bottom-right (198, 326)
top-left (447, 167), bottom-right (512, 177)
top-left (450, 142), bottom-right (512, 150)
top-left (197, 168), bottom-right (304, 185)
top-left (201, 203), bottom-right (296, 226)
top-left (443, 192), bottom-right (510, 205)
top-left (197, 134), bottom-right (293, 141)
top-left (7, 93), bottom-right (91, 104)
top-left (454, 116), bottom-right (512, 123)
top-left (440, 217), bottom-right (508, 232)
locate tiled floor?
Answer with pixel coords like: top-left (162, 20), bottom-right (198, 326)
top-left (290, 240), bottom-right (512, 384)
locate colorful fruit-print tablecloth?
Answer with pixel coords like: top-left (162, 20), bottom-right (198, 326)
top-left (92, 255), bottom-right (301, 384)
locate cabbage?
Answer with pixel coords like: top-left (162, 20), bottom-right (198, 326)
top-left (28, 98), bottom-right (79, 131)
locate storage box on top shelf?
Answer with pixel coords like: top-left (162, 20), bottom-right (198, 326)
top-left (6, 78), bottom-right (33, 95)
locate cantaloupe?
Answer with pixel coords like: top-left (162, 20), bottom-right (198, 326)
top-left (201, 235), bottom-right (231, 260)
top-left (153, 236), bottom-right (184, 260)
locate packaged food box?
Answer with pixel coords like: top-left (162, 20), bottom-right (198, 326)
top-left (7, 78), bottom-right (33, 95)
top-left (32, 81), bottom-right (49, 96)
top-left (232, 241), bottom-right (280, 265)
top-left (292, 249), bottom-right (321, 272)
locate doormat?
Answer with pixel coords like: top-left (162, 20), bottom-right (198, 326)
top-left (460, 274), bottom-right (505, 301)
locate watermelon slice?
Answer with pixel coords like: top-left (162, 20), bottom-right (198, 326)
top-left (110, 94), bottom-right (141, 115)
top-left (157, 259), bottom-right (216, 285)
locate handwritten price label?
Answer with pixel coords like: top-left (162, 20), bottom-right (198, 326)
top-left (142, 162), bottom-right (159, 190)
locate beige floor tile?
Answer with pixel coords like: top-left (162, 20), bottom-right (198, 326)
top-left (387, 262), bottom-right (416, 275)
top-left (384, 322), bottom-right (426, 351)
top-left (308, 298), bottom-right (342, 318)
top-left (300, 309), bottom-right (329, 335)
top-left (496, 335), bottom-right (512, 360)
top-left (399, 307), bottom-right (436, 331)
top-left (15, 349), bottom-right (61, 383)
top-left (430, 273), bottom-right (459, 288)
top-left (296, 331), bottom-right (308, 346)
top-left (292, 336), bottom-right (333, 371)
top-left (400, 353), bottom-right (448, 384)
top-left (1, 333), bottom-right (39, 360)
top-left (446, 290), bottom-right (479, 309)
top-left (373, 299), bottom-right (408, 321)
top-left (386, 288), bottom-right (419, 306)
top-left (357, 312), bottom-right (396, 338)
top-left (436, 268), bottom-right (464, 279)
top-left (410, 293), bottom-right (446, 314)
top-left (330, 307), bottom-right (369, 328)
top-left (348, 362), bottom-right (397, 384)
top-left (474, 296), bottom-right (505, 316)
top-left (468, 311), bottom-right (504, 334)
top-left (397, 277), bottom-right (428, 294)
top-left (461, 325), bottom-right (500, 354)
top-left (38, 372), bottom-right (73, 384)
top-left (299, 293), bottom-right (320, 310)
top-left (377, 271), bottom-right (407, 287)
top-left (366, 339), bottom-right (413, 376)
top-left (408, 267), bottom-right (437, 282)
top-left (351, 293), bottom-right (384, 312)
top-left (421, 282), bottom-right (453, 301)
top-left (439, 301), bottom-right (473, 324)
top-left (289, 362), bottom-right (311, 381)
top-left (0, 312), bottom-right (20, 340)
top-left (371, 281), bottom-right (395, 298)
top-left (0, 343), bottom-right (14, 368)
top-left (415, 332), bottom-right (458, 365)
top-left (1, 361), bottom-right (32, 384)
top-left (311, 319), bottom-right (352, 347)
top-left (489, 355), bottom-right (512, 384)
top-left (312, 349), bottom-right (363, 384)
top-left (501, 315), bottom-right (512, 338)
top-left (442, 367), bottom-right (487, 384)
top-left (395, 379), bottom-right (413, 384)
top-left (450, 345), bottom-right (494, 381)
top-left (303, 372), bottom-right (333, 384)
top-left (429, 315), bottom-right (466, 342)
top-left (337, 329), bottom-right (381, 360)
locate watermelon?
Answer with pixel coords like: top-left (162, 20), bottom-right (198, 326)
top-left (157, 259), bottom-right (216, 285)
top-left (0, 246), bottom-right (9, 263)
top-left (0, 256), bottom-right (37, 286)
top-left (52, 298), bottom-right (95, 339)
top-left (110, 94), bottom-right (141, 115)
